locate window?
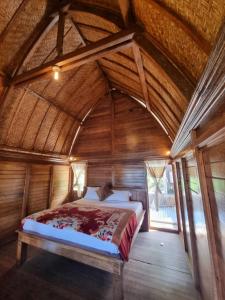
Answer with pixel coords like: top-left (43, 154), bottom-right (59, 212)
top-left (71, 161), bottom-right (87, 197)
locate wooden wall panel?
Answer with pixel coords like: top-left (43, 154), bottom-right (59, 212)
top-left (203, 141), bottom-right (225, 296)
top-left (27, 165), bottom-right (51, 215)
top-left (73, 93), bottom-right (171, 158)
top-left (0, 161), bottom-right (26, 241)
top-left (0, 159), bottom-right (70, 243)
top-left (87, 160), bottom-right (149, 231)
top-left (113, 162), bottom-right (146, 189)
top-left (186, 155), bottom-right (215, 300)
top-left (75, 99), bottom-right (112, 157)
top-left (50, 165), bottom-right (70, 209)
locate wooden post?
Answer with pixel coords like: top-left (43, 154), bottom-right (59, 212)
top-left (21, 164), bottom-right (31, 219)
top-left (175, 161), bottom-right (188, 252)
top-left (17, 238), bottom-right (27, 266)
top-left (48, 166), bottom-right (54, 209)
top-left (180, 157), bottom-right (200, 289)
top-left (68, 164), bottom-right (74, 201)
top-left (192, 130), bottom-right (223, 300)
top-left (172, 163), bottom-right (181, 232)
top-left (113, 265), bottom-right (124, 300)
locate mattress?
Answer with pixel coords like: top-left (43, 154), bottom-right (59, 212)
top-left (23, 199), bottom-right (143, 257)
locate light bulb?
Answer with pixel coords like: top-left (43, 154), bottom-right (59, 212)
top-left (52, 65), bottom-right (60, 80)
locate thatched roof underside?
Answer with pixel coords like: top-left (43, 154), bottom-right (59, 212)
top-left (0, 0), bottom-right (224, 156)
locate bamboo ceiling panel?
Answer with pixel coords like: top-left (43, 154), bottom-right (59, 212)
top-left (162, 0), bottom-right (225, 44)
top-left (0, 0), bottom-right (54, 75)
top-left (133, 0), bottom-right (209, 81)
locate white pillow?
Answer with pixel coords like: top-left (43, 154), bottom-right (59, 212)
top-left (105, 190), bottom-right (131, 202)
top-left (83, 187), bottom-right (99, 201)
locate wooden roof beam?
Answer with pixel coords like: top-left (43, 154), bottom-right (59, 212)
top-left (11, 28), bottom-right (137, 86)
top-left (118, 0), bottom-right (134, 27)
top-left (56, 11), bottom-right (66, 57)
top-left (132, 42), bottom-right (151, 111)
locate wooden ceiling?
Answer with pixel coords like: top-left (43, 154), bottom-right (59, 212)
top-left (0, 0), bottom-right (224, 156)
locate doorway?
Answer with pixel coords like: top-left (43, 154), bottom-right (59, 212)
top-left (146, 161), bottom-right (178, 232)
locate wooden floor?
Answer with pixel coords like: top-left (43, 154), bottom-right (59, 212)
top-left (0, 231), bottom-right (200, 300)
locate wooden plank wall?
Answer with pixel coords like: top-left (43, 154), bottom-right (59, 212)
top-left (87, 160), bottom-right (149, 231)
top-left (27, 165), bottom-right (51, 215)
top-left (0, 161), bottom-right (26, 241)
top-left (203, 142), bottom-right (225, 297)
top-left (0, 160), bottom-right (70, 243)
top-left (51, 165), bottom-right (70, 208)
top-left (73, 93), bottom-right (171, 159)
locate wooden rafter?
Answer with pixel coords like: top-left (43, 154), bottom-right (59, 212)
top-left (11, 28), bottom-right (136, 86)
top-left (132, 43), bottom-right (150, 111)
top-left (20, 15), bottom-right (60, 72)
top-left (56, 11), bottom-right (66, 57)
top-left (118, 0), bottom-right (134, 27)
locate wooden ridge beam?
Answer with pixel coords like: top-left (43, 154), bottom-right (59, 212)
top-left (132, 43), bottom-right (151, 111)
top-left (11, 28), bottom-right (137, 86)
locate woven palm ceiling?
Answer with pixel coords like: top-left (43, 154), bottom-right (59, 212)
top-left (0, 0), bottom-right (224, 156)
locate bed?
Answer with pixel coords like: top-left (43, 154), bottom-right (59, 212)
top-left (17, 188), bottom-right (146, 300)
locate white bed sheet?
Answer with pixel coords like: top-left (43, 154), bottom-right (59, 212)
top-left (23, 199), bottom-right (143, 256)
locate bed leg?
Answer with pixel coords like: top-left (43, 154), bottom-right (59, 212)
top-left (113, 272), bottom-right (124, 300)
top-left (16, 239), bottom-right (27, 266)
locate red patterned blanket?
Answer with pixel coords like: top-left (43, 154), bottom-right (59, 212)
top-left (21, 201), bottom-right (138, 261)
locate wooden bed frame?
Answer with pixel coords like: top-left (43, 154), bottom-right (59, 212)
top-left (17, 210), bottom-right (145, 300)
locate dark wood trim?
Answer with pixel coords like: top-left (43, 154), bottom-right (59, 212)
top-left (56, 11), bottom-right (66, 57)
top-left (180, 157), bottom-right (200, 289)
top-left (118, 0), bottom-right (134, 27)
